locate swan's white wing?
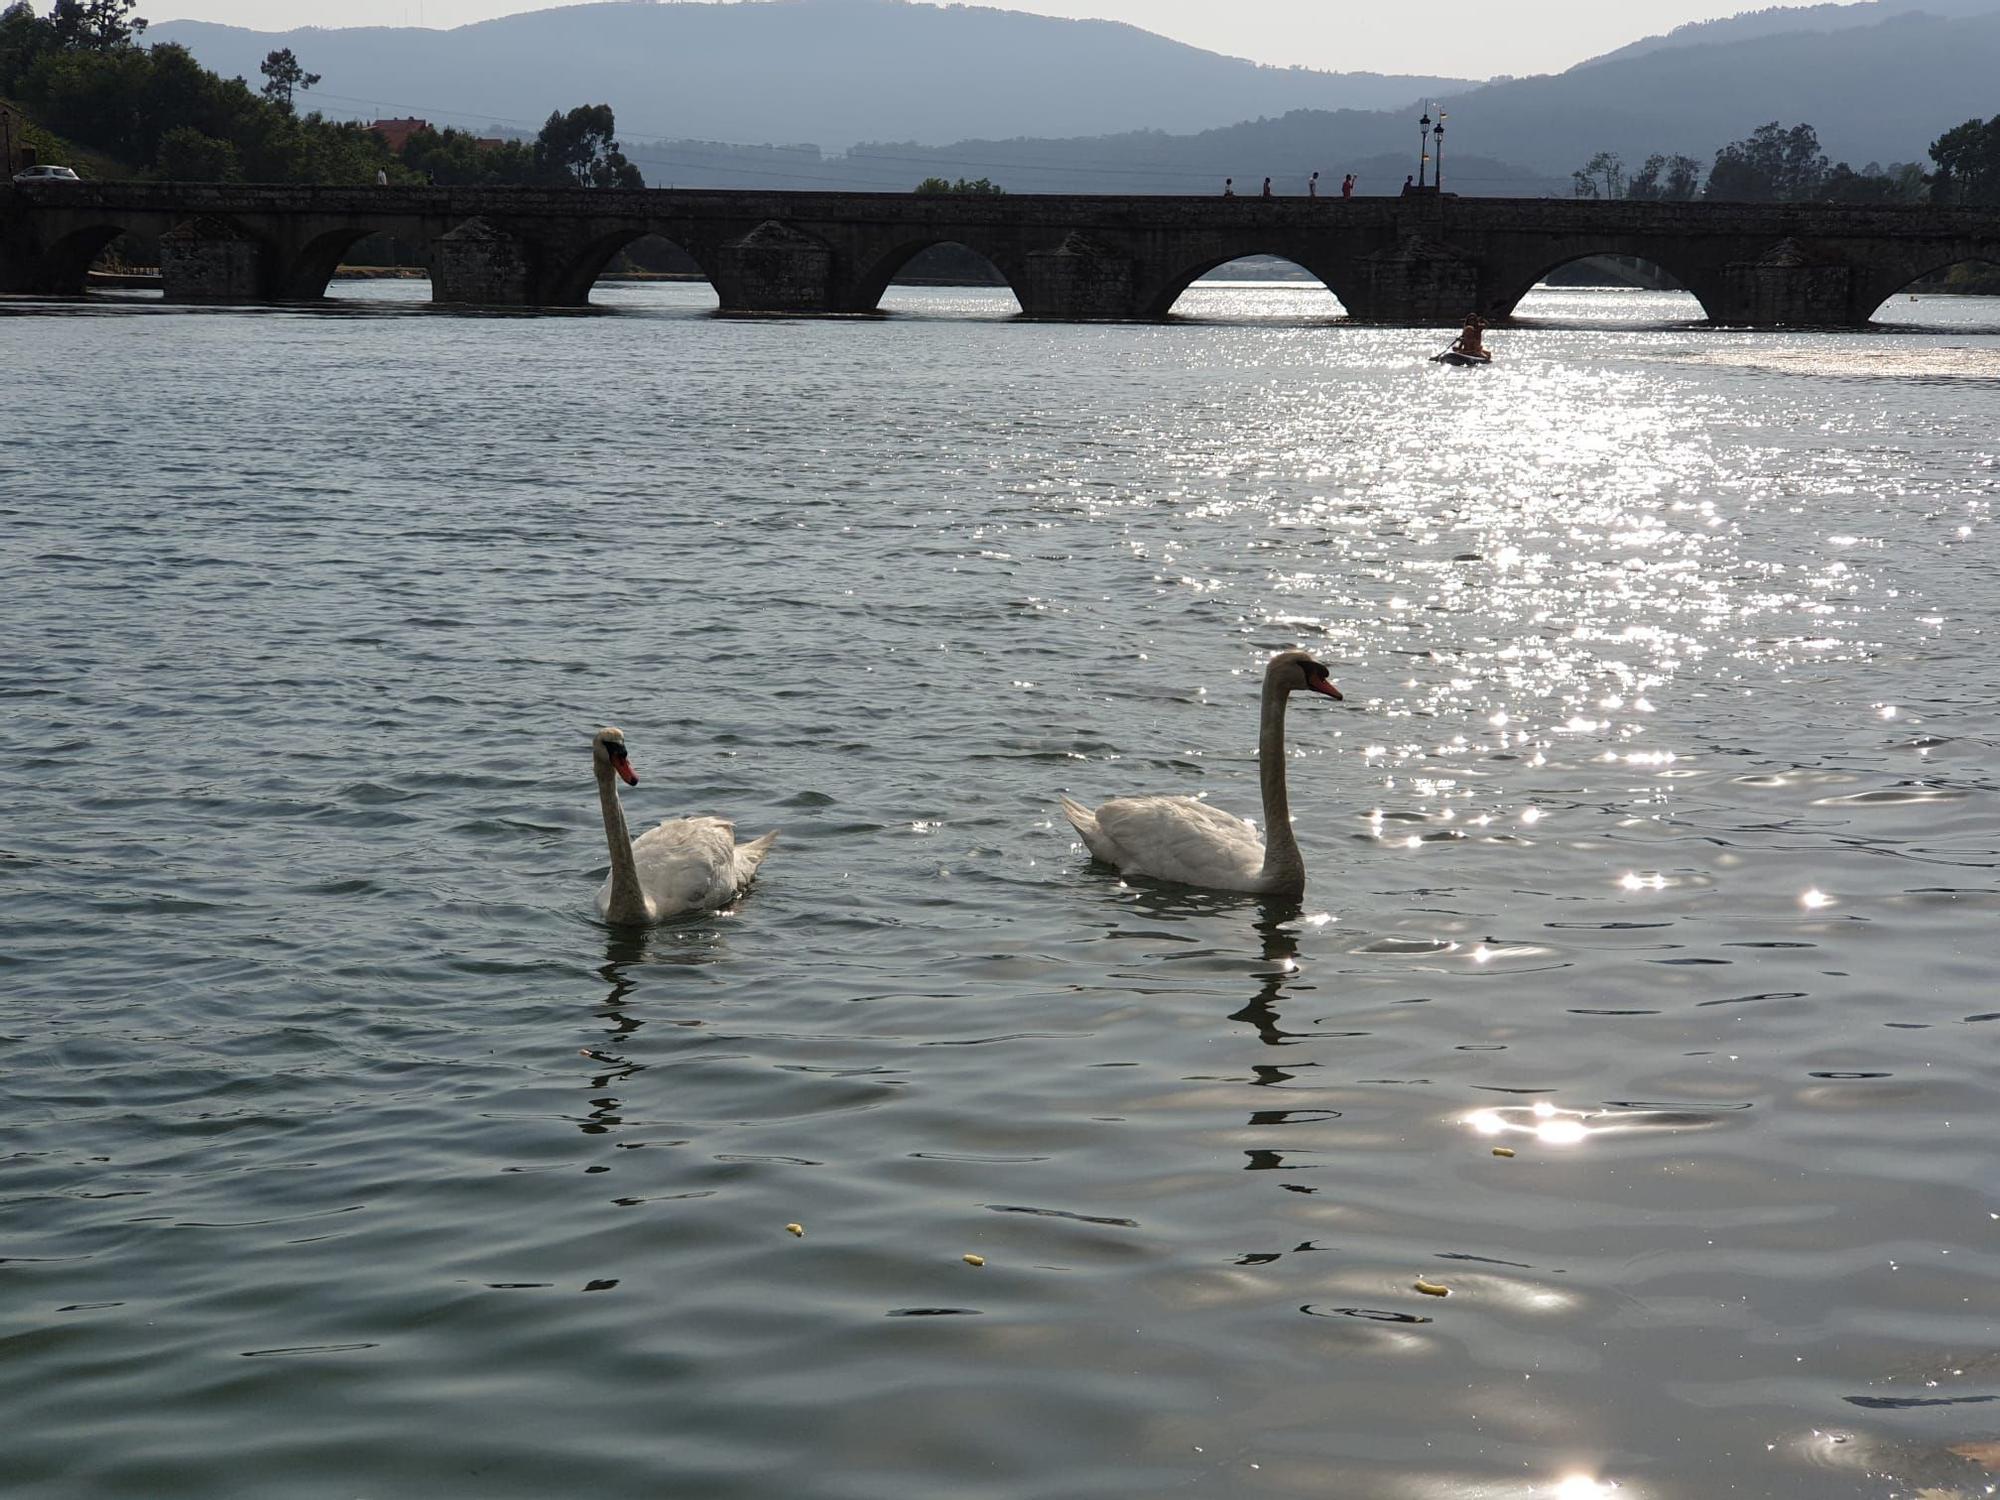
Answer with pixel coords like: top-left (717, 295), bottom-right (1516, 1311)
top-left (629, 816), bottom-right (746, 917)
top-left (1070, 794), bottom-right (1268, 891)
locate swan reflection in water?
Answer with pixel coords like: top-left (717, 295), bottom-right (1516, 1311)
top-left (1081, 877), bottom-right (1320, 1050)
top-left (573, 923), bottom-right (733, 1136)
top-left (1231, 898), bottom-right (1315, 1049)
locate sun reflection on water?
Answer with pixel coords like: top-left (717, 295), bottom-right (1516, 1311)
top-left (1467, 1101), bottom-right (1597, 1148)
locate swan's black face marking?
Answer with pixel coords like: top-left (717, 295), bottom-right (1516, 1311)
top-left (1302, 660), bottom-right (1343, 700)
top-left (605, 738), bottom-right (638, 785)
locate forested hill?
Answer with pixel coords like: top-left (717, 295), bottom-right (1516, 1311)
top-left (1423, 6), bottom-right (2000, 175)
top-left (1581, 0), bottom-right (2000, 68)
top-left (148, 0), bottom-right (1470, 150)
top-left (815, 3), bottom-right (2000, 195)
top-left (146, 0), bottom-right (2000, 196)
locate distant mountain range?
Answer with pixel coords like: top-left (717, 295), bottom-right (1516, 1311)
top-left (624, 0), bottom-right (2000, 197)
top-left (149, 0), bottom-right (1470, 150)
top-left (1426, 4), bottom-right (2000, 175)
top-left (1580, 0), bottom-right (2000, 66)
top-left (149, 0), bottom-right (2000, 195)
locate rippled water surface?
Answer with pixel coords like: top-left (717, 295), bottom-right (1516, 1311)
top-left (4, 283), bottom-right (1999, 1499)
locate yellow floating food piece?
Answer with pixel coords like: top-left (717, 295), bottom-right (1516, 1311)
top-left (1413, 1279), bottom-right (1450, 1297)
top-left (962, 1254), bottom-right (985, 1267)
top-left (785, 1223), bottom-right (804, 1237)
top-left (1492, 1147), bottom-right (1516, 1158)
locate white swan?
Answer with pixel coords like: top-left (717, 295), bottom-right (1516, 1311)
top-left (592, 726), bottom-right (777, 923)
top-left (1060, 651), bottom-right (1344, 896)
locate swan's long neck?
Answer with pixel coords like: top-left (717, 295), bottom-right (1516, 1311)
top-left (598, 770), bottom-right (648, 922)
top-left (1256, 681), bottom-right (1304, 890)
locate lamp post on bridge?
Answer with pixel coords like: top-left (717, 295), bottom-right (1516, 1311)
top-left (1433, 116), bottom-right (1446, 193)
top-left (1417, 110), bottom-right (1431, 189)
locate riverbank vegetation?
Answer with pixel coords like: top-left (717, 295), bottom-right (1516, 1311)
top-left (1, 0), bottom-right (642, 186)
top-left (1574, 116), bottom-right (2000, 211)
top-left (1574, 122), bottom-right (1927, 204)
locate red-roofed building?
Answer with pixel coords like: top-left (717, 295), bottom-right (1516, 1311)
top-left (368, 118), bottom-right (430, 154)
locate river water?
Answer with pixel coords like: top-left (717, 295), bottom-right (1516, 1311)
top-left (3, 282), bottom-right (1998, 1499)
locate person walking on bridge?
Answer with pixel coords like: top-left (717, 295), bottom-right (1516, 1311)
top-left (1262, 177), bottom-right (1273, 197)
top-left (1342, 173), bottom-right (1355, 199)
top-left (1308, 171), bottom-right (1320, 198)
top-left (1223, 178), bottom-right (1235, 196)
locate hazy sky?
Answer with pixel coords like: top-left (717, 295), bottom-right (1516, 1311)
top-left (141, 0), bottom-right (1769, 79)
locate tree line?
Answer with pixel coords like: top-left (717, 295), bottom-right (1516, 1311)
top-left (1574, 117), bottom-right (2000, 205)
top-left (1, 0), bottom-right (642, 186)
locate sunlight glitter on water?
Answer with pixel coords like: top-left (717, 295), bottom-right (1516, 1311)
top-left (2, 282), bottom-right (1997, 1500)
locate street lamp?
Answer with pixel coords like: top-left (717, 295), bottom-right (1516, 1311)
top-left (1417, 110), bottom-right (1431, 188)
top-left (1433, 116), bottom-right (1446, 193)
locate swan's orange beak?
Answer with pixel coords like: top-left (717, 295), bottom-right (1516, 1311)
top-left (1309, 679), bottom-right (1344, 700)
top-left (616, 759), bottom-right (639, 786)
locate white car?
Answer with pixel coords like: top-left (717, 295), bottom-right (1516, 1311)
top-left (12, 164), bottom-right (82, 184)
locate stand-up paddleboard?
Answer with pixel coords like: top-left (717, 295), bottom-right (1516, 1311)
top-left (1432, 348), bottom-right (1492, 366)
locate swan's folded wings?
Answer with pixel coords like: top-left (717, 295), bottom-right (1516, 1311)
top-left (1090, 795), bottom-right (1266, 889)
top-left (630, 815), bottom-right (743, 912)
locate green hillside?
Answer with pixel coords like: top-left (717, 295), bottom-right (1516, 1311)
top-left (3, 97), bottom-right (133, 178)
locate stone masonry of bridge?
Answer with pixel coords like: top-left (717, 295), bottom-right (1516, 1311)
top-left (5, 182), bottom-right (1998, 325)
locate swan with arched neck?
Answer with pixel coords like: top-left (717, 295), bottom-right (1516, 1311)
top-left (1059, 651), bottom-right (1344, 896)
top-left (592, 726), bottom-right (777, 923)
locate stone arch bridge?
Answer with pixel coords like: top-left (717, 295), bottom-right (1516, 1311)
top-left (5, 182), bottom-right (1998, 325)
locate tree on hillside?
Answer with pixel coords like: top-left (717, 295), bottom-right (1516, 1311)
top-left (915, 175), bottom-right (1005, 195)
top-left (1626, 153), bottom-right (1701, 201)
top-left (6, 28), bottom-right (397, 184)
top-left (258, 47), bottom-right (319, 112)
top-left (1705, 121), bottom-right (1827, 201)
top-left (533, 103), bottom-right (642, 188)
top-left (1, 3), bottom-right (52, 88)
top-left (1928, 116), bottom-right (2000, 204)
top-left (1569, 151), bottom-right (1623, 200)
top-left (400, 123), bottom-right (536, 186)
top-left (48, 0), bottom-right (144, 51)
top-left (155, 121), bottom-right (235, 180)
top-left (1821, 159), bottom-right (1926, 203)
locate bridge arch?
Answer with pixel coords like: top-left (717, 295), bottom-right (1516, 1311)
top-left (549, 227), bottom-right (721, 308)
top-left (37, 221), bottom-right (136, 295)
top-left (1863, 253), bottom-right (2000, 322)
top-left (1488, 241), bottom-right (1717, 321)
top-left (1503, 250), bottom-right (1704, 321)
top-left (1141, 250), bottom-right (1352, 320)
top-left (1156, 253), bottom-right (1349, 318)
top-left (847, 235), bottom-right (1024, 313)
top-left (286, 226), bottom-right (428, 301)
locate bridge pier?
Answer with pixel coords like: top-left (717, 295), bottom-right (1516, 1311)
top-left (0, 204), bottom-right (38, 293)
top-left (1020, 234), bottom-right (1136, 319)
top-left (158, 216), bottom-right (275, 302)
top-left (432, 217), bottom-right (538, 305)
top-left (1345, 236), bottom-right (1480, 322)
top-left (1714, 238), bottom-right (1861, 326)
top-left (711, 220), bottom-right (836, 314)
